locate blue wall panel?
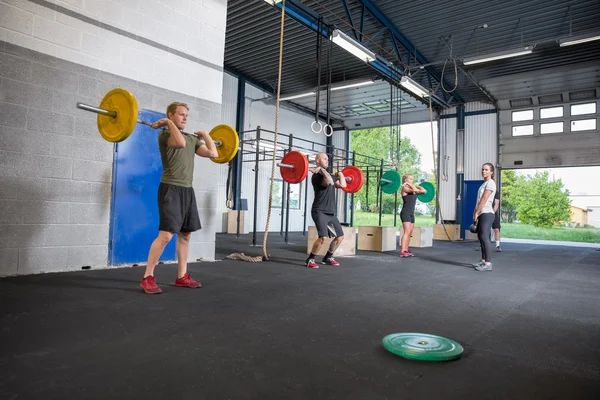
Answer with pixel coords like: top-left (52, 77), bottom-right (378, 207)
top-left (462, 180), bottom-right (484, 237)
top-left (109, 109), bottom-right (176, 265)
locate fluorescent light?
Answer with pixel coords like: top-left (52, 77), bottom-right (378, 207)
top-left (462, 46), bottom-right (533, 65)
top-left (263, 0), bottom-right (282, 5)
top-left (331, 79), bottom-right (374, 91)
top-left (558, 34), bottom-right (600, 47)
top-left (280, 80), bottom-right (375, 101)
top-left (279, 91), bottom-right (315, 101)
top-left (330, 29), bottom-right (376, 62)
top-left (399, 76), bottom-right (429, 98)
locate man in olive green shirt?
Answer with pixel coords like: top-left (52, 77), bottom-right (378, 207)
top-left (140, 102), bottom-right (218, 294)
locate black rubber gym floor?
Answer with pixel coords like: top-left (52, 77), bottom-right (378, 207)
top-left (1, 232), bottom-right (599, 399)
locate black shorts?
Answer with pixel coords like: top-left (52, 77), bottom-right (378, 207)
top-left (400, 212), bottom-right (415, 223)
top-left (158, 182), bottom-right (202, 233)
top-left (492, 213), bottom-right (501, 230)
top-left (311, 211), bottom-right (344, 238)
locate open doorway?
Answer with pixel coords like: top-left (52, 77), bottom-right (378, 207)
top-left (499, 166), bottom-right (600, 244)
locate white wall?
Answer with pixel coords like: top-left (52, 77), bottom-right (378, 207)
top-left (438, 105), bottom-right (497, 222)
top-left (0, 0), bottom-right (228, 275)
top-left (0, 0), bottom-right (225, 103)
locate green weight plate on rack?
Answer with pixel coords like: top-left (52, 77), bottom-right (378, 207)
top-left (379, 170), bottom-right (401, 194)
top-left (417, 181), bottom-right (436, 203)
top-left (382, 333), bottom-right (464, 361)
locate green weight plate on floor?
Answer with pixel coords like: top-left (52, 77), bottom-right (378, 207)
top-left (382, 333), bottom-right (464, 361)
top-left (379, 170), bottom-right (401, 194)
top-left (417, 181), bottom-right (436, 203)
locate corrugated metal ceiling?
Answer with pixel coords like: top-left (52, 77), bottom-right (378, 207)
top-left (224, 0), bottom-right (600, 122)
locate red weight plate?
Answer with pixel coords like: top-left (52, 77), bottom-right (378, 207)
top-left (280, 151), bottom-right (309, 183)
top-left (341, 165), bottom-right (364, 193)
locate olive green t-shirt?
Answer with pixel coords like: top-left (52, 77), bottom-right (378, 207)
top-left (158, 129), bottom-right (200, 187)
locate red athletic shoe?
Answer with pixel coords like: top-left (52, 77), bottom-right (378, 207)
top-left (175, 273), bottom-right (202, 288)
top-left (407, 251), bottom-right (415, 257)
top-left (400, 250), bottom-right (411, 258)
top-left (306, 259), bottom-right (319, 268)
top-left (140, 275), bottom-right (162, 294)
top-left (322, 257), bottom-right (340, 266)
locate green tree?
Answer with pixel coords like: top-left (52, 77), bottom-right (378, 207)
top-left (500, 169), bottom-right (522, 222)
top-left (512, 171), bottom-right (571, 228)
top-left (350, 127), bottom-right (421, 212)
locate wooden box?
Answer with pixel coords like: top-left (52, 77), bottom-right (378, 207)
top-left (399, 226), bottom-right (433, 248)
top-left (307, 225), bottom-right (356, 256)
top-left (433, 224), bottom-right (460, 241)
top-left (226, 210), bottom-right (246, 234)
top-left (357, 226), bottom-right (397, 252)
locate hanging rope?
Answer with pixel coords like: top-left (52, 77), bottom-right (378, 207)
top-left (428, 94), bottom-right (453, 241)
top-left (261, 0), bottom-right (287, 260)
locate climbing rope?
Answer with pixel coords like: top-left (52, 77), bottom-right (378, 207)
top-left (226, 253), bottom-right (264, 263)
top-left (261, 0), bottom-right (288, 260)
top-left (225, 1), bottom-right (286, 263)
top-left (428, 93), bottom-right (454, 242)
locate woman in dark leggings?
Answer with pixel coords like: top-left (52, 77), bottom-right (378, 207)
top-left (399, 174), bottom-right (427, 258)
top-left (473, 163), bottom-right (497, 271)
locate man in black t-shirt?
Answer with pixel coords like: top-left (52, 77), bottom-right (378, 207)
top-left (306, 152), bottom-right (347, 268)
top-left (492, 189), bottom-right (502, 252)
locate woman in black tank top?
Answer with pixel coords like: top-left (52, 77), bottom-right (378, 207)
top-left (400, 174), bottom-right (427, 257)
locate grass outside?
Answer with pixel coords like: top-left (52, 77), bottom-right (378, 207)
top-left (352, 210), bottom-right (600, 243)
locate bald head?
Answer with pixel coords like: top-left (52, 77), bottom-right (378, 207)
top-left (315, 152), bottom-right (329, 169)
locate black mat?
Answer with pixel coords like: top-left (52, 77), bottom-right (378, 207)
top-left (1, 232), bottom-right (599, 399)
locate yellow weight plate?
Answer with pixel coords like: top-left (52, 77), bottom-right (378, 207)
top-left (97, 88), bottom-right (138, 143)
top-left (209, 124), bottom-right (239, 164)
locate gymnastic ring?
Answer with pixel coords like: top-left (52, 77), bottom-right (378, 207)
top-left (311, 120), bottom-right (324, 134)
top-left (323, 124), bottom-right (333, 137)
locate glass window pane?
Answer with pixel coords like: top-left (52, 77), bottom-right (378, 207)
top-left (571, 119), bottom-right (597, 132)
top-left (540, 106), bottom-right (563, 119)
top-left (571, 103), bottom-right (596, 116)
top-left (512, 110), bottom-right (533, 121)
top-left (512, 125), bottom-right (534, 136)
top-left (540, 122), bottom-right (563, 134)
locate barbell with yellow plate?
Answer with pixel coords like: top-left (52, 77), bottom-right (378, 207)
top-left (76, 88), bottom-right (239, 164)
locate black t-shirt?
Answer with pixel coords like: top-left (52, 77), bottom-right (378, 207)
top-left (494, 189), bottom-right (501, 215)
top-left (311, 171), bottom-right (337, 214)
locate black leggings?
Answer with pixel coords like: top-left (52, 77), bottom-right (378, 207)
top-left (477, 213), bottom-right (495, 263)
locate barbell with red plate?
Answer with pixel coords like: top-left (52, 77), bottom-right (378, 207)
top-left (76, 88), bottom-right (239, 164)
top-left (277, 151), bottom-right (366, 193)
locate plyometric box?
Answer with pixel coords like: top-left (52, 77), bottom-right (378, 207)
top-left (399, 226), bottom-right (433, 248)
top-left (307, 226), bottom-right (356, 256)
top-left (357, 226), bottom-right (396, 252)
top-left (433, 224), bottom-right (460, 241)
top-left (226, 210), bottom-right (246, 234)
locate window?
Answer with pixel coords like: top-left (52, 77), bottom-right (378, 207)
top-left (571, 119), bottom-right (597, 132)
top-left (540, 122), bottom-right (563, 134)
top-left (512, 110), bottom-right (533, 122)
top-left (512, 125), bottom-right (534, 136)
top-left (571, 102), bottom-right (596, 116)
top-left (540, 106), bottom-right (563, 119)
top-left (272, 179), bottom-right (302, 209)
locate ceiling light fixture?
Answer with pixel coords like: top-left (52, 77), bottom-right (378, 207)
top-left (279, 80), bottom-right (376, 101)
top-left (399, 76), bottom-right (429, 98)
top-left (558, 33), bottom-right (600, 47)
top-left (462, 46), bottom-right (533, 65)
top-left (330, 29), bottom-right (376, 62)
top-left (263, 0), bottom-right (283, 5)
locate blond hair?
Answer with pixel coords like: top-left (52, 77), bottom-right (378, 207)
top-left (402, 174), bottom-right (413, 183)
top-left (166, 102), bottom-right (189, 118)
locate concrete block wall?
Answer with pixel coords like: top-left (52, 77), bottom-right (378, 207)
top-left (0, 0), bottom-right (228, 276)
